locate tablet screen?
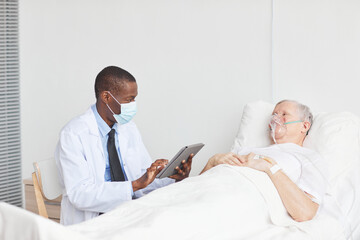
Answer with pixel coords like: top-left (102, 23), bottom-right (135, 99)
top-left (156, 143), bottom-right (205, 179)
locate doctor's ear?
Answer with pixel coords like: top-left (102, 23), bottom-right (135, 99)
top-left (99, 91), bottom-right (111, 104)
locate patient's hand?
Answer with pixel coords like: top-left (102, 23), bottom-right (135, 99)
top-left (200, 152), bottom-right (243, 174)
top-left (169, 154), bottom-right (194, 182)
top-left (132, 159), bottom-right (168, 192)
top-left (240, 153), bottom-right (275, 173)
top-left (210, 152), bottom-right (243, 167)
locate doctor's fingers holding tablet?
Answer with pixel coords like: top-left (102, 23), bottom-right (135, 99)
top-left (169, 153), bottom-right (194, 181)
top-left (132, 159), bottom-right (168, 191)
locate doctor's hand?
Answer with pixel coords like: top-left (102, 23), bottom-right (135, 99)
top-left (132, 159), bottom-right (168, 192)
top-left (168, 154), bottom-right (193, 182)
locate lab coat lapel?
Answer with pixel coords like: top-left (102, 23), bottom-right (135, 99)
top-left (85, 107), bottom-right (101, 137)
top-left (84, 107), bottom-right (106, 163)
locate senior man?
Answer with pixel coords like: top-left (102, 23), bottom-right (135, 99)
top-left (55, 66), bottom-right (192, 225)
top-left (201, 100), bottom-right (327, 222)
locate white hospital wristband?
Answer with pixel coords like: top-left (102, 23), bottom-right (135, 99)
top-left (269, 164), bottom-right (281, 175)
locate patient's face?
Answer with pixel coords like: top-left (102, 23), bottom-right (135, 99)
top-left (271, 101), bottom-right (304, 144)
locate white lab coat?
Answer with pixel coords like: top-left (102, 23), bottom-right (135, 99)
top-left (55, 107), bottom-right (174, 225)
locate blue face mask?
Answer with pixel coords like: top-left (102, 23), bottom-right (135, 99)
top-left (106, 91), bottom-right (137, 125)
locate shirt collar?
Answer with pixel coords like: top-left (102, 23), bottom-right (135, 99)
top-left (91, 104), bottom-right (118, 136)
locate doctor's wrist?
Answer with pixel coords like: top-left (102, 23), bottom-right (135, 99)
top-left (132, 180), bottom-right (143, 192)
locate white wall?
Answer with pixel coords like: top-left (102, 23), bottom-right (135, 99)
top-left (273, 0), bottom-right (360, 114)
top-left (19, 0), bottom-right (272, 178)
top-left (20, 0), bottom-right (360, 182)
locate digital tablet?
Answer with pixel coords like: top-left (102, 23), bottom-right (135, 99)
top-left (156, 143), bottom-right (205, 179)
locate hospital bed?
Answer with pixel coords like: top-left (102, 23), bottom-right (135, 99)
top-left (1, 101), bottom-right (359, 240)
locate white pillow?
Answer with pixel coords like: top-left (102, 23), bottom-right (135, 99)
top-left (231, 100), bottom-right (274, 151)
top-left (303, 112), bottom-right (360, 182)
top-left (232, 101), bottom-right (360, 182)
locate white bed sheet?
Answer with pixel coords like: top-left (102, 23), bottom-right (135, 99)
top-left (0, 165), bottom-right (346, 240)
top-left (68, 165), bottom-right (345, 240)
top-left (0, 202), bottom-right (87, 240)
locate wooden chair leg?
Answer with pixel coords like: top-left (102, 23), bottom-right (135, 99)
top-left (32, 172), bottom-right (48, 218)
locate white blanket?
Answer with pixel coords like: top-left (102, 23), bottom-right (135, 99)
top-left (0, 202), bottom-right (87, 240)
top-left (69, 165), bottom-right (345, 240)
top-left (0, 165), bottom-right (346, 240)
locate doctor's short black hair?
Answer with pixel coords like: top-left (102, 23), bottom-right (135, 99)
top-left (94, 66), bottom-right (136, 99)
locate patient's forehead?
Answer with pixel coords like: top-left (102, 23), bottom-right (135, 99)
top-left (272, 101), bottom-right (298, 114)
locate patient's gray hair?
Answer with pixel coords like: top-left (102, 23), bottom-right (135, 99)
top-left (276, 100), bottom-right (313, 131)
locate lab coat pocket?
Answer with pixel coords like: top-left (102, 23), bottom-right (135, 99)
top-left (81, 135), bottom-right (106, 183)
